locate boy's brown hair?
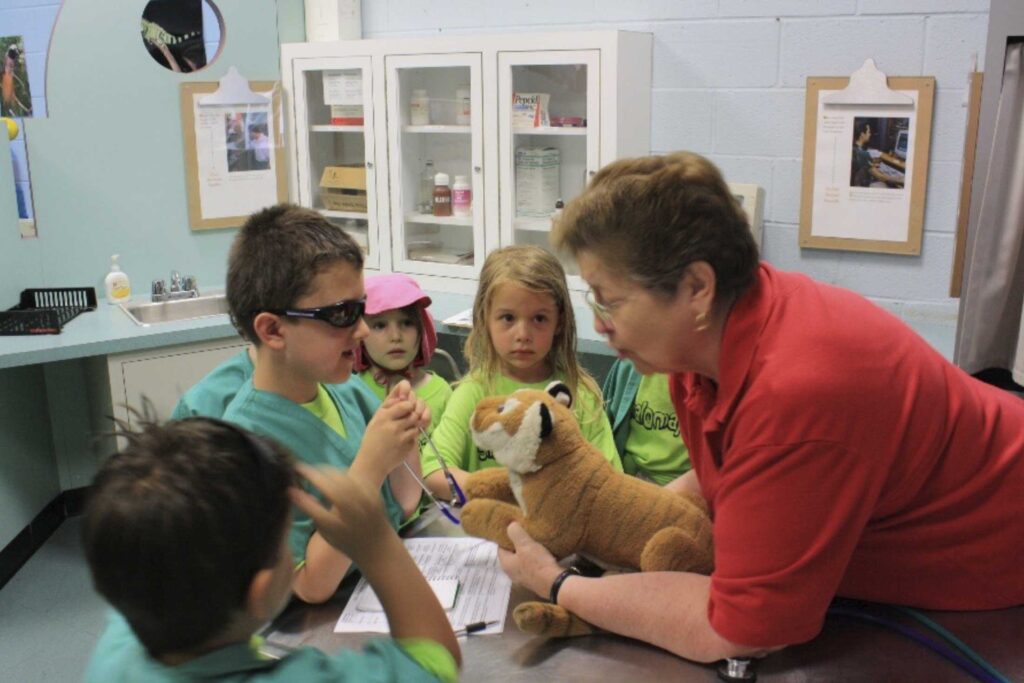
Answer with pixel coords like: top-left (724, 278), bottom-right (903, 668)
top-left (82, 418), bottom-right (294, 657)
top-left (465, 245), bottom-right (601, 403)
top-left (551, 152), bottom-right (759, 308)
top-left (227, 204), bottom-right (364, 343)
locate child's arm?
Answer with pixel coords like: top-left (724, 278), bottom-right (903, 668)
top-left (292, 525), bottom-right (355, 604)
top-left (419, 381), bottom-right (479, 499)
top-left (350, 380), bottom-right (429, 493)
top-left (294, 382), bottom-right (429, 603)
top-left (363, 381), bottom-right (431, 518)
top-left (424, 467), bottom-right (469, 501)
top-left (292, 464), bottom-right (462, 667)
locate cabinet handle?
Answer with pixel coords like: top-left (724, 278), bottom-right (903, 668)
top-left (588, 170), bottom-right (596, 177)
top-left (366, 161), bottom-right (374, 169)
top-left (474, 166), bottom-right (481, 173)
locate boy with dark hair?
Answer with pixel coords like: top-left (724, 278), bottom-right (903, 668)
top-left (83, 418), bottom-right (459, 682)
top-left (222, 203), bottom-right (427, 603)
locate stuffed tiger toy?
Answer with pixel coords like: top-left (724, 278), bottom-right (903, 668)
top-left (461, 381), bottom-right (713, 637)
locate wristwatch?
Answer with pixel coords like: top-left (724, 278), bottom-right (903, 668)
top-left (549, 566), bottom-right (581, 605)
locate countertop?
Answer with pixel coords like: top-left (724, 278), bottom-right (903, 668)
top-left (0, 290), bottom-right (957, 371)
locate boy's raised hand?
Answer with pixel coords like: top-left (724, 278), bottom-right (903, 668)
top-left (290, 463), bottom-right (392, 564)
top-left (357, 380), bottom-right (431, 479)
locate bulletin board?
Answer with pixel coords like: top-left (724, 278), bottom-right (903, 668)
top-left (799, 75), bottom-right (935, 255)
top-left (179, 80), bottom-right (288, 230)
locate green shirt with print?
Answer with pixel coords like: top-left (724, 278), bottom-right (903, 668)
top-left (425, 372), bottom-right (622, 477)
top-left (623, 372), bottom-right (691, 485)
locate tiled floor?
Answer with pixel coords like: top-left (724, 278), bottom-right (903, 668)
top-left (0, 517), bottom-right (107, 683)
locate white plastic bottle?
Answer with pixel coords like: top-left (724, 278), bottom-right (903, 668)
top-left (452, 175), bottom-right (472, 216)
top-left (456, 86), bottom-right (471, 125)
top-left (410, 89), bottom-right (430, 125)
top-left (104, 254), bottom-right (131, 305)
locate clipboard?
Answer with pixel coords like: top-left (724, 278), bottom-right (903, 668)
top-left (799, 59), bottom-right (935, 255)
top-left (180, 68), bottom-right (288, 231)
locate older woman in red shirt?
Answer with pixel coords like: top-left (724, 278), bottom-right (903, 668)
top-left (497, 151), bottom-right (1024, 663)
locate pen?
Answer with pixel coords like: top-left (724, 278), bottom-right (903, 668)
top-left (453, 620), bottom-right (499, 637)
top-left (420, 426), bottom-right (467, 506)
top-left (401, 460), bottom-right (461, 525)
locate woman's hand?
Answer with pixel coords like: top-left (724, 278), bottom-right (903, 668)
top-left (497, 522), bottom-right (564, 598)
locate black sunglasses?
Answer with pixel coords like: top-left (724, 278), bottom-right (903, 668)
top-left (265, 296), bottom-right (367, 328)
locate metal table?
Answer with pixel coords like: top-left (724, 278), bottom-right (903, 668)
top-left (262, 511), bottom-right (1024, 682)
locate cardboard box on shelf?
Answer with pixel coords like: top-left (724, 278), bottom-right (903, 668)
top-left (320, 165), bottom-right (368, 212)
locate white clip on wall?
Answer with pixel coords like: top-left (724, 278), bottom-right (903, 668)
top-left (822, 59), bottom-right (914, 107)
top-left (198, 66), bottom-right (271, 106)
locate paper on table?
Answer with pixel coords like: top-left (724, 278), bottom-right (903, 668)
top-left (356, 576), bottom-right (459, 612)
top-left (335, 537), bottom-right (510, 635)
top-left (441, 308), bottom-right (473, 329)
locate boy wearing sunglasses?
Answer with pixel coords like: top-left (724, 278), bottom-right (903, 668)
top-left (221, 204), bottom-right (429, 604)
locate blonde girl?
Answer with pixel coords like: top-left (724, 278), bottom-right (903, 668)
top-left (424, 245), bottom-right (622, 501)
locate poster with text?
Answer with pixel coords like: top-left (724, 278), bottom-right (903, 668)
top-left (192, 92), bottom-right (276, 220)
top-left (810, 92), bottom-right (917, 242)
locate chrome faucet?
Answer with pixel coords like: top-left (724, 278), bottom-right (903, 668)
top-left (152, 270), bottom-right (199, 302)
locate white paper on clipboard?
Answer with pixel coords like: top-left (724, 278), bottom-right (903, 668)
top-left (355, 577), bottom-right (459, 612)
top-left (335, 537), bottom-right (510, 634)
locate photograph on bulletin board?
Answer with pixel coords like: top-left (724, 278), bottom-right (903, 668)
top-left (849, 116), bottom-right (909, 189)
top-left (1, 36), bottom-right (32, 118)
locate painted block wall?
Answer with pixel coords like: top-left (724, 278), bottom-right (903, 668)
top-left (0, 0), bottom-right (304, 553)
top-left (363, 0), bottom-right (989, 320)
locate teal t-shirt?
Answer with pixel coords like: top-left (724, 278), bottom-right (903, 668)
top-left (622, 373), bottom-right (691, 485)
top-left (171, 349), bottom-right (253, 420)
top-left (84, 610), bottom-right (455, 683)
top-left (425, 372), bottom-right (622, 477)
top-left (222, 379), bottom-right (404, 564)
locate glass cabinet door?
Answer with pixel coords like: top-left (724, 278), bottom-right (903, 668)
top-left (498, 50), bottom-right (599, 285)
top-left (291, 56), bottom-right (380, 268)
top-left (386, 53), bottom-right (484, 278)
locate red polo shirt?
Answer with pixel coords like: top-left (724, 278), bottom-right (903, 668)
top-left (670, 263), bottom-right (1024, 648)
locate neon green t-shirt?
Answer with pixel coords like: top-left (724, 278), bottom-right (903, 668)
top-left (355, 369), bottom-right (453, 439)
top-left (425, 372), bottom-right (622, 477)
top-left (623, 373), bottom-right (690, 485)
top-left (301, 383), bottom-right (346, 438)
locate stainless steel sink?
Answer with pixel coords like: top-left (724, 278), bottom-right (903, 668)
top-left (120, 294), bottom-right (230, 326)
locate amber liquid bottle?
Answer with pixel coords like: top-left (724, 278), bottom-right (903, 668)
top-left (433, 172), bottom-right (452, 217)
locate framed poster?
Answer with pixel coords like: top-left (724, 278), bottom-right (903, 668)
top-left (799, 64), bottom-right (935, 255)
top-left (180, 76), bottom-right (288, 230)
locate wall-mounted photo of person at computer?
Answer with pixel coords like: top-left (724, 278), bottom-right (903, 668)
top-left (850, 116), bottom-right (909, 189)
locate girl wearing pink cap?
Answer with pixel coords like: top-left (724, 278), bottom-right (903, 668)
top-left (354, 274), bottom-right (453, 439)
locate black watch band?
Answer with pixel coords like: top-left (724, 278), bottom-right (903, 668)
top-left (549, 566), bottom-right (581, 605)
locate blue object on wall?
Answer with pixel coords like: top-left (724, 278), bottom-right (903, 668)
top-left (15, 182), bottom-right (26, 218)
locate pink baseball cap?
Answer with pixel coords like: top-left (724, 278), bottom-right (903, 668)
top-left (353, 274), bottom-right (438, 371)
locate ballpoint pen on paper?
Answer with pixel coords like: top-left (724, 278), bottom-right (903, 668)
top-left (419, 426), bottom-right (466, 507)
top-left (453, 620), bottom-right (500, 637)
top-left (402, 460), bottom-right (461, 525)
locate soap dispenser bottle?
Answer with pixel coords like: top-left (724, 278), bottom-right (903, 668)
top-left (104, 254), bottom-right (131, 305)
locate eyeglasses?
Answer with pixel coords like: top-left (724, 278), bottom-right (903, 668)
top-left (266, 296), bottom-right (367, 329)
top-left (584, 288), bottom-right (613, 324)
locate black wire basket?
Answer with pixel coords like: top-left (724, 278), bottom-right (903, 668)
top-left (0, 288), bottom-right (98, 336)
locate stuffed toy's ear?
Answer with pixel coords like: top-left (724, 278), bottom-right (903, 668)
top-left (545, 381), bottom-right (572, 408)
top-left (538, 403), bottom-right (552, 439)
